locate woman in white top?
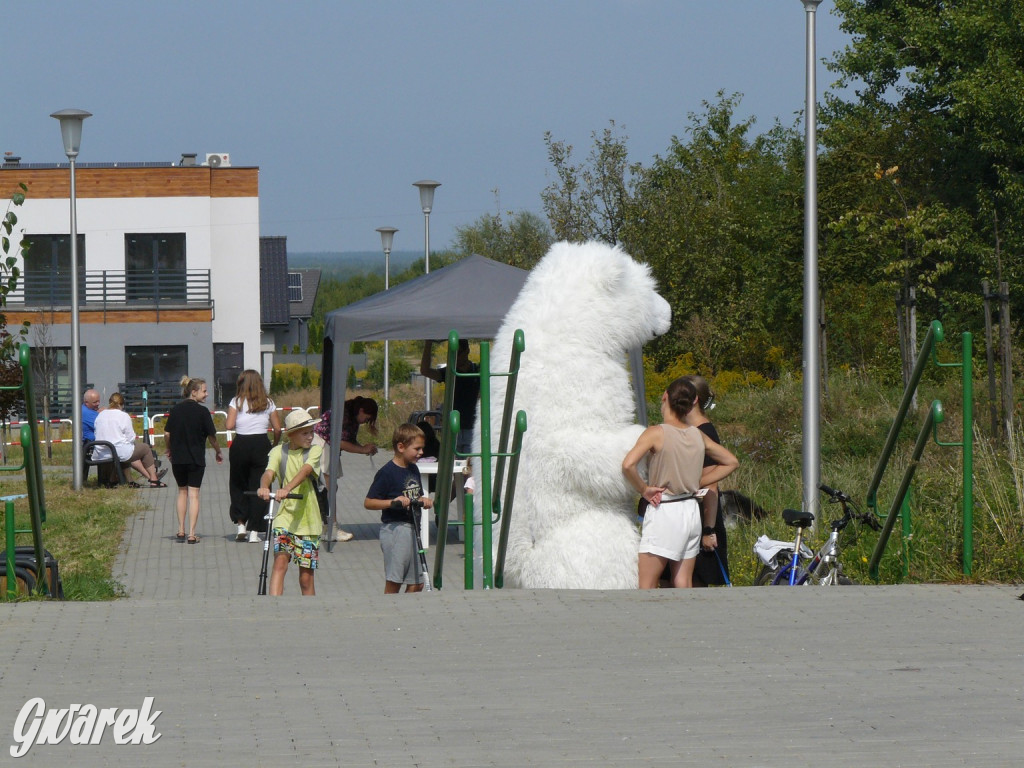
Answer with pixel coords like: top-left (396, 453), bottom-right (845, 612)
top-left (622, 377), bottom-right (739, 589)
top-left (93, 392), bottom-right (165, 487)
top-left (226, 370), bottom-right (282, 542)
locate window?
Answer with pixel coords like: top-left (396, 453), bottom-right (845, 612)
top-left (125, 233), bottom-right (186, 302)
top-left (287, 272), bottom-right (303, 302)
top-left (124, 346), bottom-right (187, 383)
top-left (22, 234), bottom-right (85, 305)
top-left (213, 343), bottom-right (243, 408)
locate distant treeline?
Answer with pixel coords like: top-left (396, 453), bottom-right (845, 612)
top-left (289, 250), bottom-right (426, 281)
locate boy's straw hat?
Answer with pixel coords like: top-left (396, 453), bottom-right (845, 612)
top-left (283, 408), bottom-right (321, 433)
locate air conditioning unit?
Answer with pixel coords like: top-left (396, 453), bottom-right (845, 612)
top-left (204, 152), bottom-right (231, 168)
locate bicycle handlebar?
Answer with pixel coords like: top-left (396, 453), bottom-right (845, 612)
top-left (819, 483), bottom-right (882, 531)
top-left (818, 483), bottom-right (849, 502)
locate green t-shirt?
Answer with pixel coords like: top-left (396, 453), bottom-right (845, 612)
top-left (265, 442), bottom-right (323, 537)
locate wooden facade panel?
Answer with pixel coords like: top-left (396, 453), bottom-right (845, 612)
top-left (6, 309), bottom-right (213, 325)
top-left (0, 167), bottom-right (257, 199)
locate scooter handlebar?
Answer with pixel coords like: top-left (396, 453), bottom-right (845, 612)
top-left (245, 491), bottom-right (303, 499)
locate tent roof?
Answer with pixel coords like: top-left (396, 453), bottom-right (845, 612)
top-left (323, 254), bottom-right (529, 343)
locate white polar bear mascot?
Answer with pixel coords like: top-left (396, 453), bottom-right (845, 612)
top-left (475, 241), bottom-right (672, 589)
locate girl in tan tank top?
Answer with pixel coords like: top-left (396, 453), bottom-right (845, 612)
top-left (622, 377), bottom-right (739, 588)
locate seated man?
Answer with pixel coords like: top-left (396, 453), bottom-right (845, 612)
top-left (82, 388), bottom-right (101, 443)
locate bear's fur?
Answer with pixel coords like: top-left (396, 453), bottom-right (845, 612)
top-left (475, 241), bottom-right (671, 589)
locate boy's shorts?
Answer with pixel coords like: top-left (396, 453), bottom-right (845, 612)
top-left (379, 521), bottom-right (421, 585)
top-left (639, 497), bottom-right (701, 561)
top-left (272, 528), bottom-right (320, 569)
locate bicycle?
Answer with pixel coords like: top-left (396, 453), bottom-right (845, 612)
top-left (753, 484), bottom-right (882, 586)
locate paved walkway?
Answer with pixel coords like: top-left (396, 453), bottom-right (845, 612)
top-left (1, 452), bottom-right (1023, 766)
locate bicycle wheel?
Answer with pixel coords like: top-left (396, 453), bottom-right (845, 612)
top-left (754, 564), bottom-right (779, 586)
top-left (0, 566), bottom-right (37, 598)
top-left (818, 568), bottom-right (856, 585)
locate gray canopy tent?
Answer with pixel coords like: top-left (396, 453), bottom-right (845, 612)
top-left (319, 254), bottom-right (530, 541)
top-left (318, 252), bottom-right (649, 546)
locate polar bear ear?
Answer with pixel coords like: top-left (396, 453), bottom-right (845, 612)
top-left (591, 244), bottom-right (627, 296)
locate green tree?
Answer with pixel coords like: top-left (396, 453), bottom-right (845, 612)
top-left (0, 183), bottom-right (30, 359)
top-left (453, 193), bottom-right (552, 269)
top-left (623, 94), bottom-right (804, 373)
top-left (541, 120), bottom-right (634, 245)
top-left (0, 184), bottom-right (31, 432)
top-left (824, 0), bottom-right (1024, 321)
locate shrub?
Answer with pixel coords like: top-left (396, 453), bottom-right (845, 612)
top-left (269, 363), bottom-right (321, 394)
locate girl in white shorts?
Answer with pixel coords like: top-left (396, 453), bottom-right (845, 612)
top-left (623, 378), bottom-right (739, 588)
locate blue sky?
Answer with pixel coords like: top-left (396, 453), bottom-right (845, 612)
top-left (3, 1), bottom-right (851, 254)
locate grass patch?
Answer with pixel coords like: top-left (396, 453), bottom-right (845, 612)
top-left (1, 458), bottom-right (140, 600)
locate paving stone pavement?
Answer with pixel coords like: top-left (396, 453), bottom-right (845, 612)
top-left (2, 452), bottom-right (1023, 766)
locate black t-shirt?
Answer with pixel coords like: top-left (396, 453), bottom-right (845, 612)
top-left (698, 422), bottom-right (720, 466)
top-left (165, 399), bottom-right (216, 466)
top-left (366, 460), bottom-right (425, 525)
top-left (432, 362), bottom-right (480, 430)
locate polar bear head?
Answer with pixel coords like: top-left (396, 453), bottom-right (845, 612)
top-left (510, 240), bottom-right (671, 354)
top-left (486, 240), bottom-right (671, 437)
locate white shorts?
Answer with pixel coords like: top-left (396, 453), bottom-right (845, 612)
top-left (639, 497), bottom-right (701, 561)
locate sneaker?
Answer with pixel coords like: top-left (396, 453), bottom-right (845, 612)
top-left (334, 529), bottom-right (354, 542)
top-left (236, 524), bottom-right (247, 542)
top-left (248, 530), bottom-right (261, 543)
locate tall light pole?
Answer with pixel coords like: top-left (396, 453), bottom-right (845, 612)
top-left (801, 1), bottom-right (822, 524)
top-left (51, 108), bottom-right (91, 491)
top-left (376, 226), bottom-right (398, 402)
top-left (413, 180), bottom-right (440, 409)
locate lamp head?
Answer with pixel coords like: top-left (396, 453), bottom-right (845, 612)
top-left (376, 226), bottom-right (398, 253)
top-left (413, 180), bottom-right (441, 214)
top-left (50, 109), bottom-right (92, 158)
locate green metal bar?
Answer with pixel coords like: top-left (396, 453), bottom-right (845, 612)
top-left (869, 401), bottom-right (942, 580)
top-left (490, 330), bottom-right (526, 520)
top-left (19, 344), bottom-right (46, 524)
top-left (4, 499), bottom-right (15, 599)
top-left (932, 333), bottom-right (974, 576)
top-left (494, 410), bottom-right (527, 588)
top-left (430, 332), bottom-right (461, 590)
top-left (20, 423), bottom-right (48, 596)
top-left (430, 408), bottom-right (460, 591)
top-left (899, 489), bottom-right (912, 580)
top-left (866, 320), bottom-right (943, 513)
top-left (479, 342), bottom-right (492, 588)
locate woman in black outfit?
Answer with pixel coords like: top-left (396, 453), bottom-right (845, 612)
top-left (683, 374), bottom-right (730, 586)
top-left (164, 376), bottom-right (223, 543)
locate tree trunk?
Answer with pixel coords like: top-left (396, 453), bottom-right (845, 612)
top-left (983, 280), bottom-right (999, 436)
top-left (999, 281), bottom-right (1014, 453)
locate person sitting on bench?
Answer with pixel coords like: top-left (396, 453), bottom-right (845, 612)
top-left (92, 393), bottom-right (166, 487)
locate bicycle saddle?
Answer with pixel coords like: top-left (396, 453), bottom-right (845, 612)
top-left (782, 508), bottom-right (814, 528)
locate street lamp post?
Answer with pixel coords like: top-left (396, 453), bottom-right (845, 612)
top-left (51, 108), bottom-right (91, 491)
top-left (413, 180), bottom-right (440, 409)
top-left (376, 227), bottom-right (398, 402)
top-left (800, 1), bottom-right (822, 526)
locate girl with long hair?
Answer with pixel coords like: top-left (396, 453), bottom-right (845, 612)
top-left (226, 370), bottom-right (282, 542)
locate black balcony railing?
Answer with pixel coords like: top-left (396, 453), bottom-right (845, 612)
top-left (12, 270), bottom-right (212, 309)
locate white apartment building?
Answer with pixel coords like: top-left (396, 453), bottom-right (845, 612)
top-left (0, 155), bottom-right (262, 411)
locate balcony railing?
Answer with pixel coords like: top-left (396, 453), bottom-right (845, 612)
top-left (9, 270), bottom-right (212, 309)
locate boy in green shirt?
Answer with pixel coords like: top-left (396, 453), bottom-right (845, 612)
top-left (257, 409), bottom-right (323, 596)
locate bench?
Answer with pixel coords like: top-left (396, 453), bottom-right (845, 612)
top-left (83, 440), bottom-right (128, 487)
